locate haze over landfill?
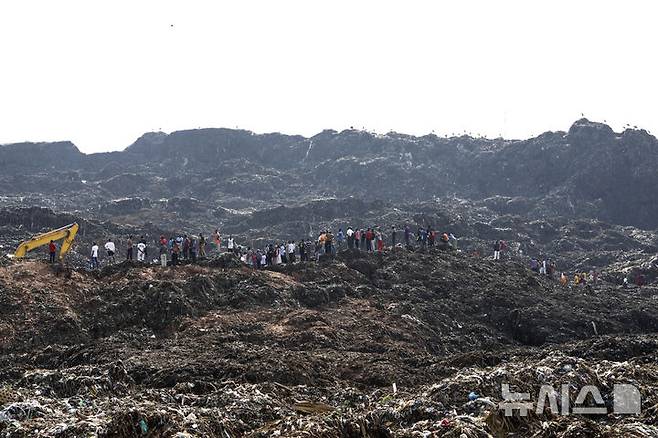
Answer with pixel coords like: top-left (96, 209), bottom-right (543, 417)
top-left (2, 1), bottom-right (658, 152)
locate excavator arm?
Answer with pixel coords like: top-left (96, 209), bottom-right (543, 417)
top-left (14, 223), bottom-right (79, 260)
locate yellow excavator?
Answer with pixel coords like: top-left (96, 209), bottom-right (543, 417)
top-left (14, 223), bottom-right (79, 268)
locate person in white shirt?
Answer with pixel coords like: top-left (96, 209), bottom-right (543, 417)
top-left (280, 244), bottom-right (287, 263)
top-left (90, 242), bottom-right (99, 269)
top-left (105, 239), bottom-right (116, 264)
top-left (137, 239), bottom-right (147, 262)
top-left (227, 236), bottom-right (235, 253)
top-left (346, 227), bottom-right (355, 249)
top-left (287, 241), bottom-right (296, 263)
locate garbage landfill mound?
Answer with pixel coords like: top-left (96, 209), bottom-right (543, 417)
top-left (1, 250), bottom-right (657, 437)
top-left (4, 119), bottom-right (658, 230)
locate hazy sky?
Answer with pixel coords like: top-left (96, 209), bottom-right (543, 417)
top-left (1, 1), bottom-right (656, 153)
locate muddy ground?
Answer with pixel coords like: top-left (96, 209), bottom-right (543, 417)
top-left (1, 249), bottom-right (657, 437)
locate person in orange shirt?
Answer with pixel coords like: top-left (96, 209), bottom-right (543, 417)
top-left (560, 273), bottom-right (568, 286)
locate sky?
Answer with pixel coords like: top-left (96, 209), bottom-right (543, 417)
top-left (1, 1), bottom-right (657, 153)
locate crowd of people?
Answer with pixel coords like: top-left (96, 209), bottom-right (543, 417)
top-left (41, 224), bottom-right (647, 289)
top-left (238, 225), bottom-right (464, 268)
top-left (528, 254), bottom-right (601, 287)
top-left (70, 224), bottom-right (460, 269)
top-left (98, 231), bottom-right (229, 267)
top-left (490, 239), bottom-right (610, 288)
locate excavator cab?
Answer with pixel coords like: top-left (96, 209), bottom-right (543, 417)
top-left (14, 223), bottom-right (79, 277)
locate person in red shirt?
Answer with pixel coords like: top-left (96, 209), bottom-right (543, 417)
top-left (365, 229), bottom-right (374, 252)
top-left (48, 240), bottom-right (57, 263)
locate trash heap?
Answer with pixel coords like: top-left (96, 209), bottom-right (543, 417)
top-left (1, 249), bottom-right (657, 436)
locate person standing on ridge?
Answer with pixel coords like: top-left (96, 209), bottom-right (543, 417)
top-left (346, 227), bottom-right (354, 249)
top-left (404, 224), bottom-right (411, 247)
top-left (280, 242), bottom-right (287, 263)
top-left (376, 228), bottom-right (384, 252)
top-left (275, 244), bottom-right (282, 264)
top-left (287, 240), bottom-right (296, 263)
top-left (198, 234), bottom-right (206, 258)
top-left (391, 225), bottom-right (397, 247)
top-left (137, 238), bottom-right (147, 263)
top-left (213, 229), bottom-right (221, 252)
top-left (312, 240), bottom-right (319, 261)
top-left (48, 240), bottom-right (57, 263)
top-left (560, 272), bottom-right (568, 286)
top-left (298, 240), bottom-right (306, 261)
top-left (336, 228), bottom-right (345, 250)
top-left (171, 240), bottom-right (180, 266)
top-left (276, 244), bottom-right (281, 263)
top-left (364, 228), bottom-right (372, 252)
top-left (182, 235), bottom-right (190, 260)
top-left (90, 242), bottom-right (99, 268)
top-left (529, 258), bottom-right (539, 272)
top-left (159, 240), bottom-right (168, 267)
top-left (126, 235), bottom-right (134, 261)
top-left (190, 236), bottom-right (198, 263)
top-left (493, 240), bottom-right (501, 260)
top-left (438, 232), bottom-right (449, 249)
top-left (325, 230), bottom-right (334, 255)
top-left (418, 227), bottom-right (427, 249)
top-left (175, 235), bottom-right (183, 256)
top-left (105, 238), bottom-right (116, 264)
top-left (305, 240), bottom-right (311, 261)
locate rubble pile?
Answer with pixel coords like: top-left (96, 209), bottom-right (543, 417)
top-left (1, 249), bottom-right (657, 436)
